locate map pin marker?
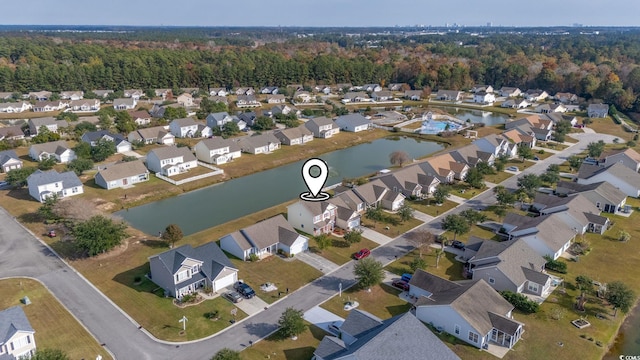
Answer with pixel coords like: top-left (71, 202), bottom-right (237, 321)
top-left (300, 158), bottom-right (330, 202)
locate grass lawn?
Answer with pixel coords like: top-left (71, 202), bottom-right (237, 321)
top-left (440, 223), bottom-right (502, 245)
top-left (0, 278), bottom-right (112, 360)
top-left (504, 158), bottom-right (536, 172)
top-left (484, 171), bottom-right (513, 184)
top-left (307, 235), bottom-right (380, 265)
top-left (450, 182), bottom-right (485, 199)
top-left (588, 116), bottom-right (636, 145)
top-left (533, 150), bottom-right (554, 160)
top-left (241, 322), bottom-right (325, 360)
top-left (229, 256), bottom-right (323, 304)
top-left (320, 284), bottom-right (413, 320)
top-left (361, 215), bottom-right (423, 237)
top-left (409, 199), bottom-right (458, 216)
top-left (386, 249), bottom-right (466, 281)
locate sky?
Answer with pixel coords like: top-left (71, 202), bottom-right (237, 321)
top-left (2, 0), bottom-right (639, 27)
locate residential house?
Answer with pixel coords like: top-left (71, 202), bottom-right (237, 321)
top-left (501, 213), bottom-right (576, 259)
top-left (270, 104), bottom-right (300, 118)
top-left (266, 94), bottom-right (286, 104)
top-left (197, 124), bottom-right (213, 138)
top-left (554, 92), bottom-right (578, 104)
top-left (260, 86), bottom-right (279, 95)
top-left (181, 87), bottom-right (199, 95)
top-left (314, 85), bottom-right (332, 95)
top-left (541, 113), bottom-right (578, 126)
top-left (145, 146), bottom-right (198, 176)
top-left (176, 93), bottom-right (194, 107)
top-left (329, 189), bottom-right (367, 230)
top-left (0, 126), bottom-right (25, 140)
top-left (335, 83), bottom-right (354, 92)
top-left (0, 150), bottom-right (23, 173)
top-left (27, 170), bottom-right (84, 202)
top-left (524, 89), bottom-right (549, 102)
top-left (0, 92), bottom-right (13, 100)
top-left (59, 91), bottom-right (84, 100)
top-left (473, 92), bottom-right (496, 104)
top-left (499, 87), bottom-right (522, 98)
top-left (471, 85), bottom-right (494, 93)
top-left (123, 89), bottom-right (144, 100)
top-left (294, 91), bottom-right (313, 103)
top-left (154, 89), bottom-right (172, 100)
top-left (412, 271), bottom-right (524, 350)
top-left (235, 133), bottom-right (281, 154)
top-left (148, 242), bottom-right (238, 299)
top-left (208, 87), bottom-right (227, 97)
top-left (371, 91), bottom-right (394, 102)
top-left (418, 153), bottom-right (469, 183)
top-left (335, 114), bottom-right (372, 132)
top-left (236, 94), bottom-right (260, 108)
top-left (208, 96), bottom-right (229, 105)
top-left (169, 118), bottom-right (200, 138)
top-left (361, 84), bottom-right (382, 92)
top-left (206, 112), bottom-right (233, 129)
top-left (436, 90), bottom-right (463, 101)
top-left (305, 117), bottom-right (340, 138)
top-left (556, 180), bottom-right (627, 214)
top-left (94, 160), bottom-right (149, 190)
top-left (27, 91), bottom-right (52, 101)
top-left (274, 126), bottom-right (314, 146)
top-left (352, 179), bottom-right (405, 211)
top-left (68, 99), bottom-right (100, 112)
top-left (463, 238), bottom-right (551, 297)
top-left (220, 214), bottom-right (309, 260)
top-left (530, 193), bottom-right (610, 235)
top-left (81, 130), bottom-right (132, 153)
top-left (0, 102), bottom-right (31, 113)
top-left (587, 103), bottom-right (609, 118)
top-left (148, 104), bottom-right (166, 118)
top-left (92, 89), bottom-right (114, 99)
top-left (449, 143), bottom-right (496, 167)
top-left (473, 135), bottom-right (512, 158)
top-left (342, 92), bottom-right (371, 104)
top-left (577, 163), bottom-right (640, 197)
top-left (113, 98), bottom-right (137, 110)
top-left (128, 126), bottom-right (175, 145)
top-left (29, 141), bottom-right (76, 163)
top-left (404, 90), bottom-right (423, 101)
top-left (501, 129), bottom-right (536, 148)
top-left (237, 112), bottom-right (258, 128)
top-left (32, 101), bottom-right (67, 112)
top-left (599, 148), bottom-right (640, 172)
top-left (387, 83), bottom-right (408, 92)
top-left (373, 165), bottom-right (440, 199)
top-left (235, 87), bottom-right (255, 96)
top-left (0, 306), bottom-right (36, 359)
top-left (501, 99), bottom-right (530, 109)
top-left (287, 201), bottom-right (337, 235)
top-left (504, 115), bottom-right (553, 141)
top-left (314, 311), bottom-right (459, 360)
top-left (194, 138), bottom-right (242, 165)
top-left (535, 103), bottom-right (567, 114)
top-left (128, 110), bottom-right (152, 126)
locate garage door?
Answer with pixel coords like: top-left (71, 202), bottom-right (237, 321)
top-left (289, 241), bottom-right (308, 255)
top-left (214, 274), bottom-right (236, 291)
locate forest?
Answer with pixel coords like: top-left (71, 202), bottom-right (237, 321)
top-left (2, 30), bottom-right (640, 114)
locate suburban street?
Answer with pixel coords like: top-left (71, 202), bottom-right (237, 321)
top-left (0, 131), bottom-right (618, 359)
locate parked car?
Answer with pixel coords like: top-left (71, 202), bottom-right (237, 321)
top-left (234, 281), bottom-right (256, 299)
top-left (47, 230), bottom-right (56, 238)
top-left (451, 240), bottom-right (465, 249)
top-left (344, 301), bottom-right (359, 311)
top-left (533, 156), bottom-right (540, 161)
top-left (222, 291), bottom-right (243, 303)
top-left (392, 279), bottom-right (410, 291)
top-left (328, 321), bottom-right (343, 334)
top-left (401, 273), bottom-right (413, 282)
top-left (0, 181), bottom-right (9, 189)
top-left (353, 248), bottom-right (371, 260)
top-left (506, 166), bottom-right (519, 172)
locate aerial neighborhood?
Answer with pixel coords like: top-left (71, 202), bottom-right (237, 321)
top-left (1, 27), bottom-right (640, 360)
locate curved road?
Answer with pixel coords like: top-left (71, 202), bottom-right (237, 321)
top-left (0, 132), bottom-right (617, 359)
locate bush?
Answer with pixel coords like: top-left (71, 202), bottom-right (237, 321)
top-left (249, 253), bottom-right (259, 262)
top-left (181, 293), bottom-right (196, 303)
top-left (204, 310), bottom-right (220, 319)
top-left (500, 291), bottom-right (540, 313)
top-left (544, 256), bottom-right (568, 274)
top-left (410, 257), bottom-right (427, 271)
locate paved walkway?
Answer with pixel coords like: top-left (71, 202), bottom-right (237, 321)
top-left (361, 228), bottom-right (394, 245)
top-left (412, 210), bottom-right (434, 223)
top-left (122, 150), bottom-right (144, 158)
top-left (295, 251), bottom-right (340, 274)
top-left (447, 194), bottom-right (466, 204)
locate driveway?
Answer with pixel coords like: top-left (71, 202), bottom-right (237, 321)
top-left (235, 295), bottom-right (270, 316)
top-left (361, 228), bottom-right (394, 245)
top-left (296, 251), bottom-right (340, 274)
top-left (303, 306), bottom-right (344, 334)
top-left (122, 150), bottom-right (144, 159)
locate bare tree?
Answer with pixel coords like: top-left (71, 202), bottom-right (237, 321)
top-left (407, 229), bottom-right (435, 258)
top-left (389, 151), bottom-right (410, 167)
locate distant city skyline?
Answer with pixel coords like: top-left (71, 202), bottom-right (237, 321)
top-left (3, 0), bottom-right (640, 27)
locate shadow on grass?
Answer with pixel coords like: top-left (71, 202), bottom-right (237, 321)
top-left (142, 239), bottom-right (169, 249)
top-left (112, 263), bottom-right (158, 294)
top-left (49, 239), bottom-right (84, 260)
top-left (6, 187), bottom-right (33, 201)
top-left (283, 347), bottom-right (316, 360)
top-left (17, 212), bottom-right (42, 224)
top-left (386, 303), bottom-right (413, 317)
top-left (331, 239), bottom-right (350, 248)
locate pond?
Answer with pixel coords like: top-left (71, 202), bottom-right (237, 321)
top-left (116, 136), bottom-right (444, 236)
top-left (604, 304), bottom-right (640, 359)
top-left (430, 106), bottom-right (510, 126)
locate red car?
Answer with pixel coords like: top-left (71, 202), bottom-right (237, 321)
top-left (47, 230), bottom-right (56, 238)
top-left (391, 279), bottom-right (410, 291)
top-left (353, 248), bottom-right (371, 260)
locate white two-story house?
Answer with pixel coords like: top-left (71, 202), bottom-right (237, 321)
top-left (287, 201), bottom-right (337, 235)
top-left (169, 118), bottom-right (200, 138)
top-left (194, 138), bottom-right (242, 165)
top-left (146, 146), bottom-right (198, 177)
top-left (27, 170), bottom-right (84, 202)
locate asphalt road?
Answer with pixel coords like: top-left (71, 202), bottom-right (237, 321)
top-left (0, 132), bottom-right (618, 359)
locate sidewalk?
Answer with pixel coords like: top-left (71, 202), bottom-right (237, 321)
top-left (412, 210), bottom-right (434, 223)
top-left (295, 251), bottom-right (340, 274)
top-left (361, 228), bottom-right (394, 245)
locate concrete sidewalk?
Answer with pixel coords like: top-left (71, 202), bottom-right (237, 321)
top-left (412, 210), bottom-right (435, 223)
top-left (361, 228), bottom-right (394, 245)
top-left (295, 251), bottom-right (340, 274)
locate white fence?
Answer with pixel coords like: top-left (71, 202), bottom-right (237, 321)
top-left (155, 164), bottom-right (224, 186)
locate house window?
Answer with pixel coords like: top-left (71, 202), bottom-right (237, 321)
top-left (468, 331), bottom-right (479, 343)
top-left (528, 282), bottom-right (539, 293)
top-left (596, 202), bottom-right (601, 209)
top-left (72, 187), bottom-right (78, 193)
top-left (454, 325), bottom-right (460, 335)
top-left (488, 277), bottom-right (495, 284)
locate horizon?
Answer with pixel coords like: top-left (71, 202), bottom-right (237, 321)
top-left (2, 0), bottom-right (639, 28)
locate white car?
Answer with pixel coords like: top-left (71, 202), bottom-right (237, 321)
top-left (506, 166), bottom-right (519, 172)
top-left (343, 301), bottom-right (359, 311)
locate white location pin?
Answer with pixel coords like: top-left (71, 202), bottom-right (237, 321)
top-left (300, 158), bottom-right (330, 202)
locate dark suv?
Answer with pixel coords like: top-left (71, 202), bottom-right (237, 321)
top-left (234, 281), bottom-right (256, 299)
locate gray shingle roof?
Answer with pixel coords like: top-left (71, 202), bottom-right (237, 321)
top-left (0, 150), bottom-right (19, 165)
top-left (470, 239), bottom-right (547, 288)
top-left (273, 126), bottom-right (312, 142)
top-left (0, 126), bottom-right (25, 139)
top-left (148, 146), bottom-right (196, 162)
top-left (82, 130), bottom-right (128, 146)
top-left (27, 169), bottom-right (82, 189)
top-left (581, 163), bottom-right (640, 188)
top-left (236, 132), bottom-right (280, 151)
top-left (96, 160), bottom-right (148, 182)
top-left (0, 306), bottom-right (34, 344)
top-left (171, 117), bottom-right (198, 127)
top-left (149, 242), bottom-right (236, 277)
top-left (235, 214), bottom-right (302, 250)
top-left (409, 269), bottom-right (460, 294)
top-left (335, 114), bottom-right (371, 127)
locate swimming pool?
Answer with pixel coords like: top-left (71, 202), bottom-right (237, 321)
top-left (420, 120), bottom-right (463, 134)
